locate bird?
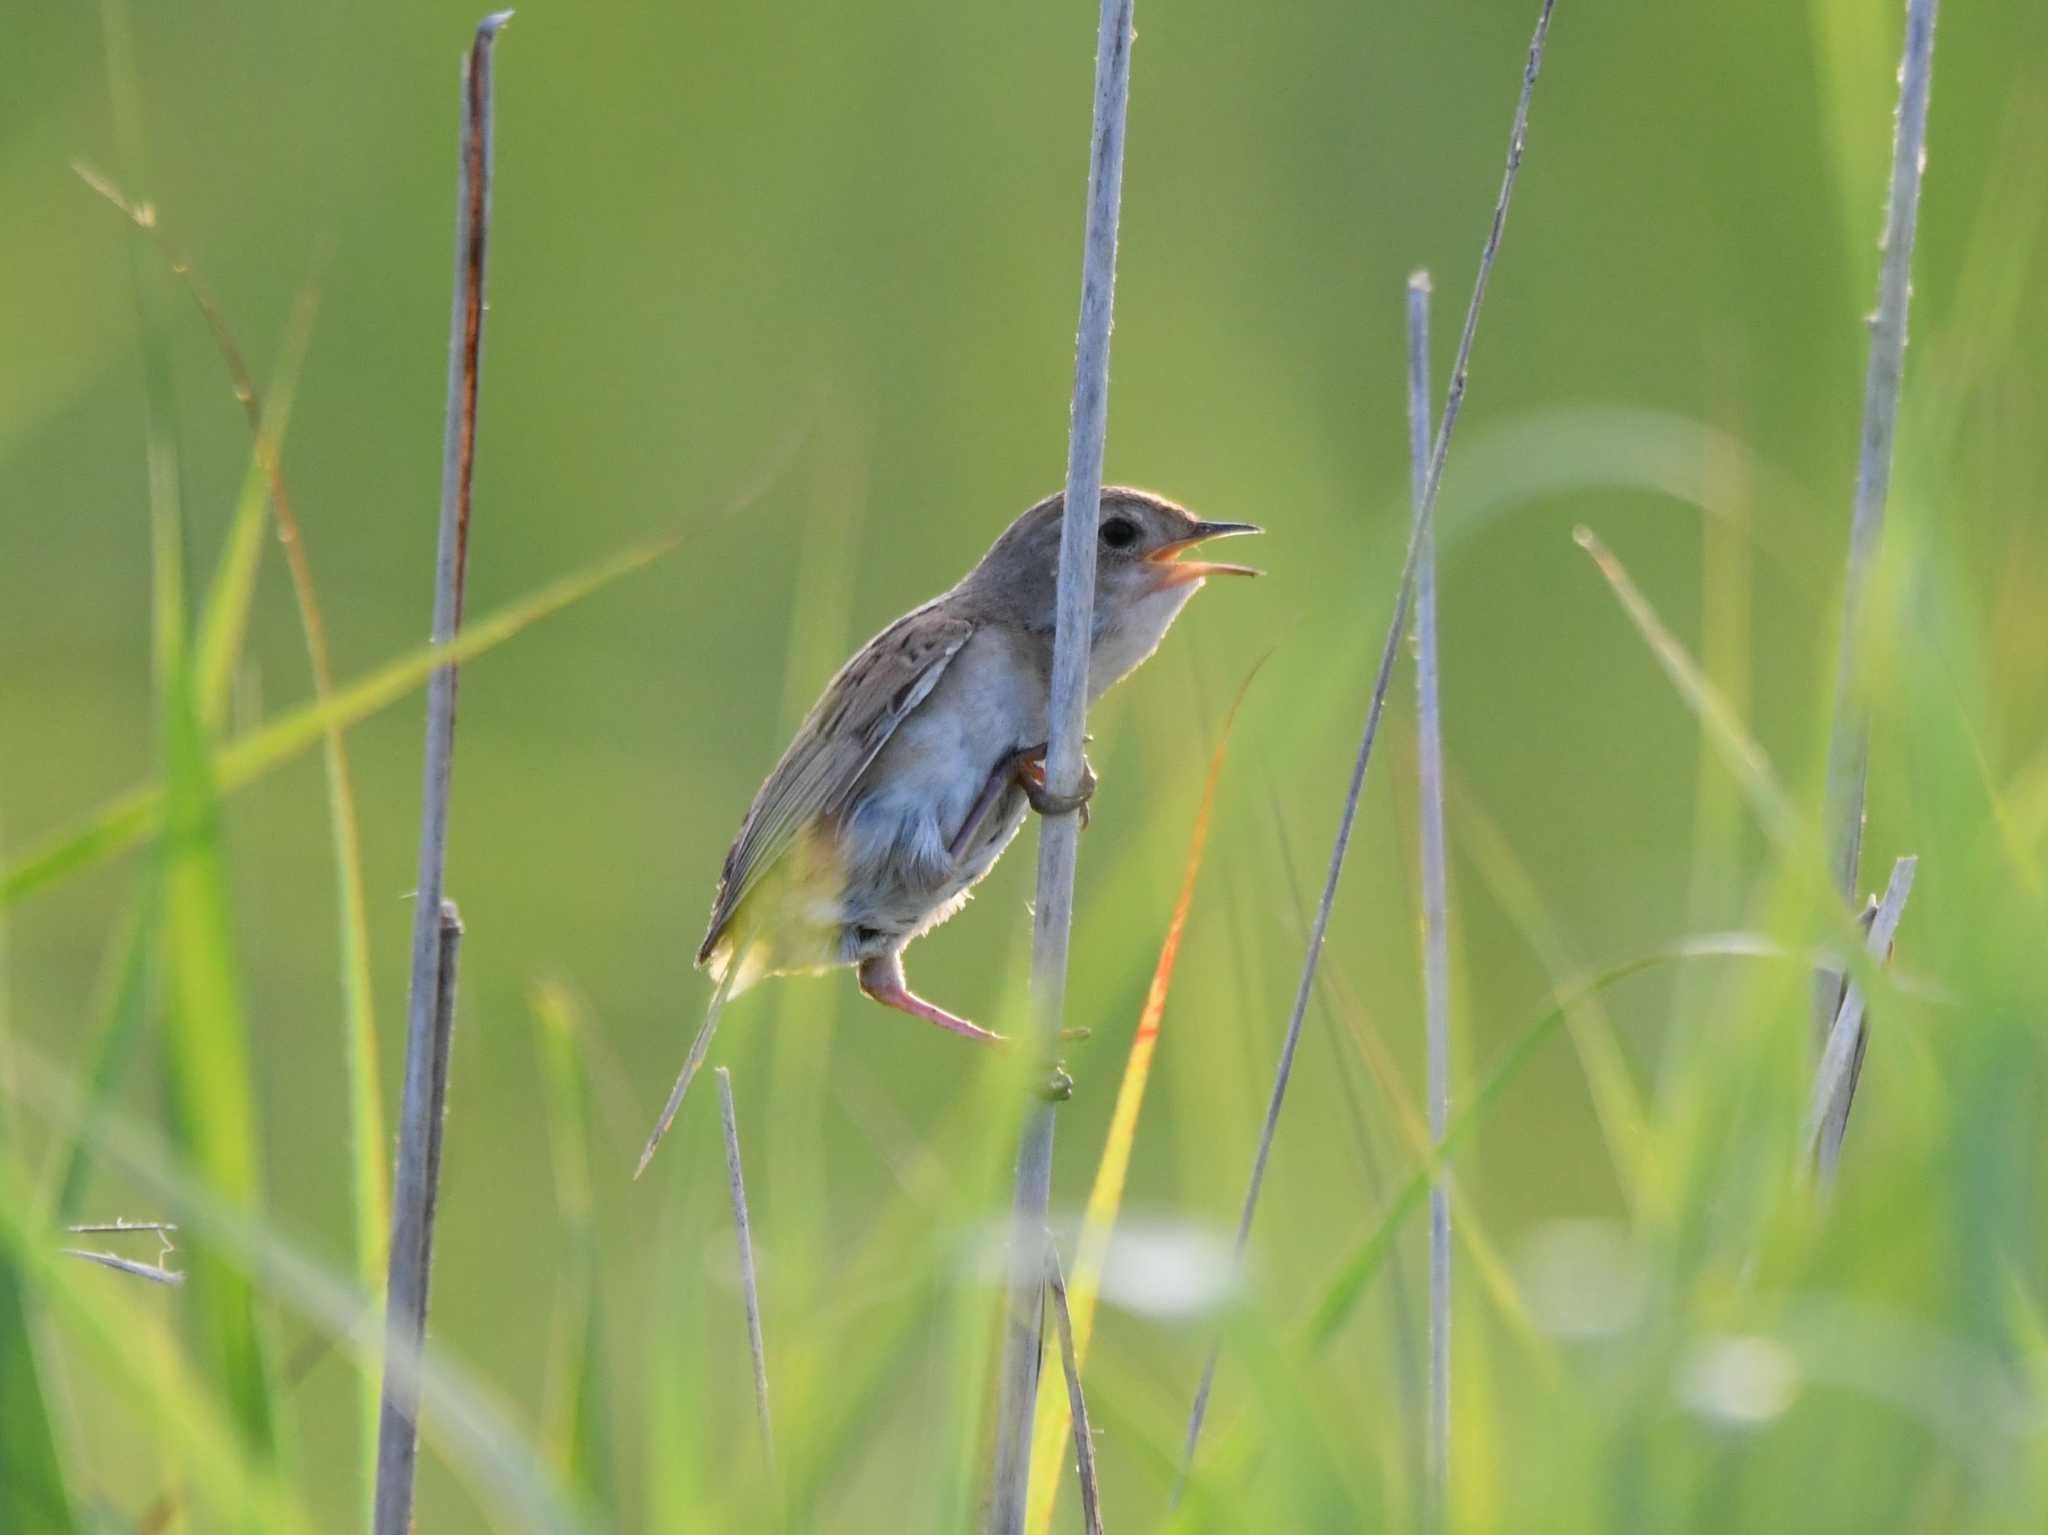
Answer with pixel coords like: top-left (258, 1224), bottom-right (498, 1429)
top-left (635, 486), bottom-right (1259, 1174)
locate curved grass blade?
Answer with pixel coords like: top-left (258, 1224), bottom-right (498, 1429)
top-left (1313, 967), bottom-right (1550, 1355)
top-left (0, 525), bottom-right (685, 908)
top-left (48, 887), bottom-right (156, 1218)
top-left (1023, 661), bottom-right (1262, 1533)
top-left (1574, 524), bottom-right (1921, 990)
top-left (1440, 769), bottom-right (1650, 1213)
top-left (1573, 528), bottom-right (1802, 848)
top-left (3, 1036), bottom-right (592, 1535)
top-left (1308, 933), bottom-right (1789, 1345)
top-left (190, 285), bottom-right (319, 731)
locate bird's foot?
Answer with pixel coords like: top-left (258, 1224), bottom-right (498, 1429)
top-left (858, 955), bottom-right (1006, 1045)
top-left (1011, 744), bottom-right (1097, 828)
top-left (854, 959), bottom-right (1086, 1101)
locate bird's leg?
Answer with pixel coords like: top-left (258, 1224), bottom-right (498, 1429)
top-left (1010, 743), bottom-right (1097, 827)
top-left (858, 952), bottom-right (1005, 1045)
top-left (856, 953), bottom-right (1085, 1098)
top-left (946, 756), bottom-right (1018, 864)
top-left (946, 742), bottom-right (1098, 862)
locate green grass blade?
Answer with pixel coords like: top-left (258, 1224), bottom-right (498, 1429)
top-left (192, 288), bottom-right (318, 732)
top-left (1573, 527), bottom-right (1803, 848)
top-left (0, 525), bottom-right (684, 908)
top-left (0, 1247), bottom-right (77, 1535)
top-left (7, 1032), bottom-right (591, 1535)
top-left (0, 810), bottom-right (78, 1534)
top-left (329, 733), bottom-right (386, 1528)
top-left (0, 1157), bottom-right (317, 1534)
top-left (1443, 770), bottom-right (1653, 1215)
top-left (530, 981), bottom-right (614, 1514)
top-left (49, 886), bottom-right (158, 1219)
top-left (158, 664), bottom-right (277, 1469)
top-left (1308, 934), bottom-right (1789, 1345)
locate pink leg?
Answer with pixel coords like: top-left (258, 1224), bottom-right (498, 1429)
top-left (947, 758), bottom-right (1016, 863)
top-left (858, 953), bottom-right (1006, 1045)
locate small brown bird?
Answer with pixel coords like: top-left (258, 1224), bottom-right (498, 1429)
top-left (636, 487), bottom-right (1258, 1173)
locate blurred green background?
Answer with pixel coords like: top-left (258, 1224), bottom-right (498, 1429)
top-left (5, 0), bottom-right (2047, 1529)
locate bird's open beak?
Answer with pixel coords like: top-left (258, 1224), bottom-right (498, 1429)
top-left (1146, 520), bottom-right (1263, 585)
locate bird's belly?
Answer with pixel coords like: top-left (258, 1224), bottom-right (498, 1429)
top-left (831, 764), bottom-right (1029, 959)
top-left (820, 625), bottom-right (1048, 962)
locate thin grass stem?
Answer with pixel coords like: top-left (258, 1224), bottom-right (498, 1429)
top-left (374, 901), bottom-right (465, 1534)
top-left (1406, 271), bottom-right (1452, 1532)
top-left (1814, 0), bottom-right (1940, 1142)
top-left (715, 1068), bottom-right (776, 1473)
top-left (1044, 1245), bottom-right (1103, 1535)
top-left (60, 1248), bottom-right (185, 1286)
top-left (375, 15), bottom-right (509, 1531)
top-left (1809, 856), bottom-right (1916, 1181)
top-left (989, 1), bottom-right (1137, 1528)
top-left (1175, 0), bottom-right (1558, 1491)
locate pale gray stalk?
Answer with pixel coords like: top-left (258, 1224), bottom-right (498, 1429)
top-left (1407, 273), bottom-right (1452, 1532)
top-left (987, 0), bottom-right (1137, 1530)
top-left (1175, 0), bottom-right (1557, 1491)
top-left (1809, 856), bottom-right (1915, 1182)
top-left (61, 1247), bottom-right (184, 1286)
top-left (375, 15), bottom-right (508, 1534)
top-left (715, 1067), bottom-right (775, 1471)
top-left (63, 1217), bottom-right (181, 1285)
top-left (375, 900), bottom-right (466, 1534)
top-left (1045, 1244), bottom-right (1104, 1535)
top-left (63, 1219), bottom-right (180, 1277)
top-left (1815, 0), bottom-right (1939, 1059)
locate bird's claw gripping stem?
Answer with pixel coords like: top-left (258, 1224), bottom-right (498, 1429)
top-left (1013, 744), bottom-right (1097, 828)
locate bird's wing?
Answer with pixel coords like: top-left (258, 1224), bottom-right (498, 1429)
top-left (697, 602), bottom-right (976, 964)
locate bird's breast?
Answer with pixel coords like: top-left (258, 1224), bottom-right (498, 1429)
top-left (841, 627), bottom-right (1044, 883)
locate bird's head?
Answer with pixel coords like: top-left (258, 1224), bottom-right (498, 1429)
top-left (966, 487), bottom-right (1260, 641)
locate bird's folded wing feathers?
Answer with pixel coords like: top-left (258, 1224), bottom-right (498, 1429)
top-left (698, 603), bottom-right (976, 962)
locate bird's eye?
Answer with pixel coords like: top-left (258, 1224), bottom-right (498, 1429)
top-left (1100, 516), bottom-right (1139, 550)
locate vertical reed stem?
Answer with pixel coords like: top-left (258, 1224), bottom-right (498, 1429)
top-left (988, 1), bottom-right (1137, 1529)
top-left (1814, 0), bottom-right (1939, 1067)
top-left (373, 15), bottom-right (509, 1532)
top-left (1407, 273), bottom-right (1452, 1531)
top-left (373, 901), bottom-right (465, 1534)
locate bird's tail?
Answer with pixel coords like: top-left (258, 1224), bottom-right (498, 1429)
top-left (634, 966), bottom-right (735, 1179)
